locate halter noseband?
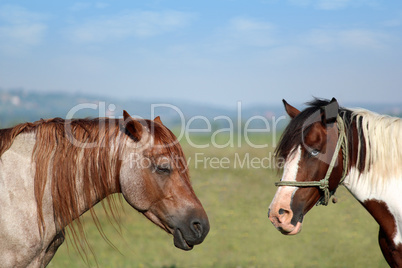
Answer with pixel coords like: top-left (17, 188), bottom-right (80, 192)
top-left (274, 114), bottom-right (349, 206)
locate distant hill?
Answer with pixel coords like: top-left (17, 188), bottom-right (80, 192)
top-left (0, 89), bottom-right (400, 130)
top-left (0, 89), bottom-right (286, 129)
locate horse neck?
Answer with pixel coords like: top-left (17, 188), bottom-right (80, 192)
top-left (57, 126), bottom-right (155, 225)
top-left (74, 144), bottom-right (122, 212)
top-left (39, 122), bottom-right (125, 230)
top-left (341, 111), bottom-right (402, 248)
top-left (342, 110), bottom-right (402, 203)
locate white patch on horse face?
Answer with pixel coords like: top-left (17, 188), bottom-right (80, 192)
top-left (270, 146), bottom-right (302, 210)
top-left (281, 146), bottom-right (302, 183)
top-left (344, 168), bottom-right (402, 245)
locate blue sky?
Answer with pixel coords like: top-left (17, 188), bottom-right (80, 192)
top-left (0, 0), bottom-right (401, 107)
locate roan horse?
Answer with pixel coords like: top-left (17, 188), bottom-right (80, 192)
top-left (0, 110), bottom-right (209, 267)
top-left (268, 98), bottom-right (402, 267)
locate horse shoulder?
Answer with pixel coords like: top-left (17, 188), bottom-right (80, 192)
top-left (0, 133), bottom-right (57, 267)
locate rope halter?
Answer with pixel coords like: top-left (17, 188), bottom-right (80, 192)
top-left (274, 114), bottom-right (349, 206)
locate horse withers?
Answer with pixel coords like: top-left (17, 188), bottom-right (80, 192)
top-left (0, 111), bottom-right (209, 267)
top-left (268, 98), bottom-right (402, 267)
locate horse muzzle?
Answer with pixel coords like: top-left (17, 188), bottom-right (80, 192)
top-left (268, 207), bottom-right (303, 235)
top-left (173, 213), bottom-right (210, 250)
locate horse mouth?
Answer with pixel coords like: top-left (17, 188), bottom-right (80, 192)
top-left (277, 214), bottom-right (304, 235)
top-left (173, 229), bottom-right (194, 251)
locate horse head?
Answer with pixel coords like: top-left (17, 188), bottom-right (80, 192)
top-left (119, 111), bottom-right (209, 250)
top-left (268, 98), bottom-right (348, 235)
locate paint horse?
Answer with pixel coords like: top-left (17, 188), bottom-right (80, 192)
top-left (0, 111), bottom-right (209, 267)
top-left (268, 98), bottom-right (402, 267)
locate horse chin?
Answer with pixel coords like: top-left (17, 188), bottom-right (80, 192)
top-left (278, 221), bottom-right (303, 235)
top-left (287, 222), bottom-right (303, 235)
top-left (143, 210), bottom-right (196, 251)
top-left (173, 229), bottom-right (194, 251)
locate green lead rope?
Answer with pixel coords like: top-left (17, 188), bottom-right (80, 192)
top-left (275, 115), bottom-right (349, 206)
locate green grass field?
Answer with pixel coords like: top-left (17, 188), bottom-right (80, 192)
top-left (50, 134), bottom-right (388, 267)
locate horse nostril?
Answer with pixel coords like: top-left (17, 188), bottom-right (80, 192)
top-left (191, 220), bottom-right (203, 238)
top-left (275, 208), bottom-right (293, 224)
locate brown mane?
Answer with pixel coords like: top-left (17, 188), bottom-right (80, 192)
top-left (0, 116), bottom-right (186, 258)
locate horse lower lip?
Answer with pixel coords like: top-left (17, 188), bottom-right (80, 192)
top-left (278, 226), bottom-right (293, 235)
top-left (174, 229), bottom-right (194, 251)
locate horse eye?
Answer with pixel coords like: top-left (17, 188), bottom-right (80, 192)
top-left (154, 164), bottom-right (172, 174)
top-left (310, 149), bottom-right (319, 157)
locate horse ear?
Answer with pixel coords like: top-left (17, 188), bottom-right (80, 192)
top-left (123, 110), bottom-right (143, 141)
top-left (283, 99), bottom-right (300, 118)
top-left (321, 98), bottom-right (339, 124)
top-left (154, 116), bottom-right (163, 125)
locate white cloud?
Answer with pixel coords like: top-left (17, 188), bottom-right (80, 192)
top-left (229, 17), bottom-right (273, 32)
top-left (382, 19), bottom-right (401, 27)
top-left (0, 4), bottom-right (47, 24)
top-left (288, 0), bottom-right (380, 10)
top-left (70, 2), bottom-right (92, 11)
top-left (0, 24), bottom-right (46, 46)
top-left (382, 11), bottom-right (402, 27)
top-left (213, 17), bottom-right (276, 50)
top-left (66, 10), bottom-right (196, 43)
top-left (70, 2), bottom-right (109, 11)
top-left (95, 2), bottom-right (109, 9)
top-left (302, 28), bottom-right (389, 50)
top-left (0, 5), bottom-right (47, 55)
top-left (315, 0), bottom-right (352, 10)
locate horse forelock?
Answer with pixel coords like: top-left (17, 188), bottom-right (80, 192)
top-left (275, 99), bottom-right (331, 163)
top-left (145, 120), bottom-right (190, 181)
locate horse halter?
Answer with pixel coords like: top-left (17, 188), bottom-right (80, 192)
top-left (275, 114), bottom-right (349, 206)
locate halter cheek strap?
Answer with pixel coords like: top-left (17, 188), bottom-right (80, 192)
top-left (274, 115), bottom-right (349, 206)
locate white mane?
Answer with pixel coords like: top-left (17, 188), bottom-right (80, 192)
top-left (349, 108), bottom-right (402, 186)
